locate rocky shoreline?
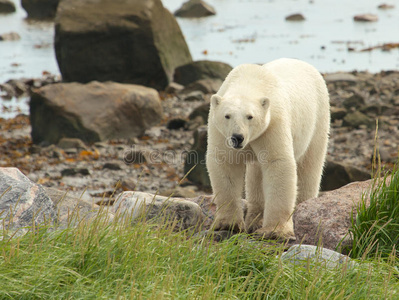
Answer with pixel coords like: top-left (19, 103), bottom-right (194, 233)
top-left (1, 69), bottom-right (399, 205)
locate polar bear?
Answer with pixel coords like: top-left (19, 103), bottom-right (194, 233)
top-left (206, 58), bottom-right (330, 240)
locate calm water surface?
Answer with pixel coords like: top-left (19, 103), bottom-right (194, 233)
top-left (1, 0), bottom-right (398, 117)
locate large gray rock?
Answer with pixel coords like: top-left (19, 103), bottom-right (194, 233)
top-left (21, 0), bottom-right (59, 19)
top-left (294, 179), bottom-right (373, 252)
top-left (184, 125), bottom-right (211, 189)
top-left (0, 167), bottom-right (56, 235)
top-left (113, 191), bottom-right (204, 231)
top-left (174, 60), bottom-right (232, 86)
top-left (54, 0), bottom-right (192, 90)
top-left (0, 0), bottom-right (16, 13)
top-left (174, 0), bottom-right (216, 18)
top-left (30, 81), bottom-right (163, 145)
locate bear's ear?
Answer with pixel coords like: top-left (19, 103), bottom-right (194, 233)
top-left (260, 97), bottom-right (270, 109)
top-left (211, 94), bottom-right (222, 107)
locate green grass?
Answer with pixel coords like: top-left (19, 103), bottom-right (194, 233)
top-left (349, 161), bottom-right (399, 260)
top-left (0, 208), bottom-right (398, 299)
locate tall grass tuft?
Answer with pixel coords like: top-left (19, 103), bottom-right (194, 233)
top-left (349, 160), bottom-right (399, 260)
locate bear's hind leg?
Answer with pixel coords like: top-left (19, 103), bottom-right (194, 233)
top-left (296, 135), bottom-right (328, 204)
top-left (245, 162), bottom-right (264, 233)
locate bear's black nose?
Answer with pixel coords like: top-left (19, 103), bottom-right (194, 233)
top-left (231, 134), bottom-right (244, 148)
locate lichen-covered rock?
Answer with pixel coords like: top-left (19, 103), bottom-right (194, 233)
top-left (0, 167), bottom-right (56, 235)
top-left (55, 0), bottom-right (192, 90)
top-left (30, 81), bottom-right (163, 144)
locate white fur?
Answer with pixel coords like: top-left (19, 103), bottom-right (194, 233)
top-left (206, 58), bottom-right (330, 239)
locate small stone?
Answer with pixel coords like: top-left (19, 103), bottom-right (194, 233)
top-left (343, 94), bottom-right (365, 110)
top-left (57, 138), bottom-right (87, 150)
top-left (354, 14), bottom-right (378, 22)
top-left (285, 13), bottom-right (305, 21)
top-left (182, 91), bottom-right (205, 101)
top-left (120, 179), bottom-right (136, 191)
top-left (174, 0), bottom-right (216, 18)
top-left (61, 168), bottom-right (90, 177)
top-left (0, 32), bottom-right (20, 41)
top-left (103, 162), bottom-right (122, 170)
top-left (378, 3), bottom-right (395, 9)
top-left (342, 111), bottom-right (374, 129)
top-left (330, 107), bottom-right (347, 122)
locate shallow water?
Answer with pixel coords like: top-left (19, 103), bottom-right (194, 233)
top-left (164, 0), bottom-right (399, 73)
top-left (0, 0), bottom-right (398, 118)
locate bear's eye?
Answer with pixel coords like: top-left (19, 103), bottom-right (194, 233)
top-left (247, 115), bottom-right (253, 120)
top-left (225, 115), bottom-right (230, 119)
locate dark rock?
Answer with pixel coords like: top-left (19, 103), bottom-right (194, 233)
top-left (174, 0), bottom-right (216, 18)
top-left (21, 0), bottom-right (59, 19)
top-left (103, 162), bottom-right (122, 170)
top-left (182, 78), bottom-right (223, 94)
top-left (61, 168), bottom-right (90, 176)
top-left (174, 60), bottom-right (232, 86)
top-left (285, 13), bottom-right (305, 21)
top-left (354, 14), bottom-right (378, 22)
top-left (167, 118), bottom-right (187, 130)
top-left (294, 179), bottom-right (373, 251)
top-left (321, 160), bottom-right (371, 191)
top-left (0, 32), bottom-right (20, 41)
top-left (184, 125), bottom-right (210, 188)
top-left (342, 93), bottom-right (365, 110)
top-left (330, 107), bottom-right (347, 122)
top-left (57, 137), bottom-right (87, 150)
top-left (188, 103), bottom-right (210, 124)
top-left (0, 167), bottom-right (56, 234)
top-left (0, 0), bottom-right (16, 13)
top-left (55, 0), bottom-right (192, 90)
top-left (30, 82), bottom-right (163, 145)
top-left (342, 111), bottom-right (374, 129)
top-left (113, 191), bottom-right (204, 231)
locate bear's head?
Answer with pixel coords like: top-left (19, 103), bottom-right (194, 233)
top-left (210, 94), bottom-right (271, 149)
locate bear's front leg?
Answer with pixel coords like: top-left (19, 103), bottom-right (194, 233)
top-left (207, 154), bottom-right (246, 233)
top-left (257, 158), bottom-right (297, 241)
